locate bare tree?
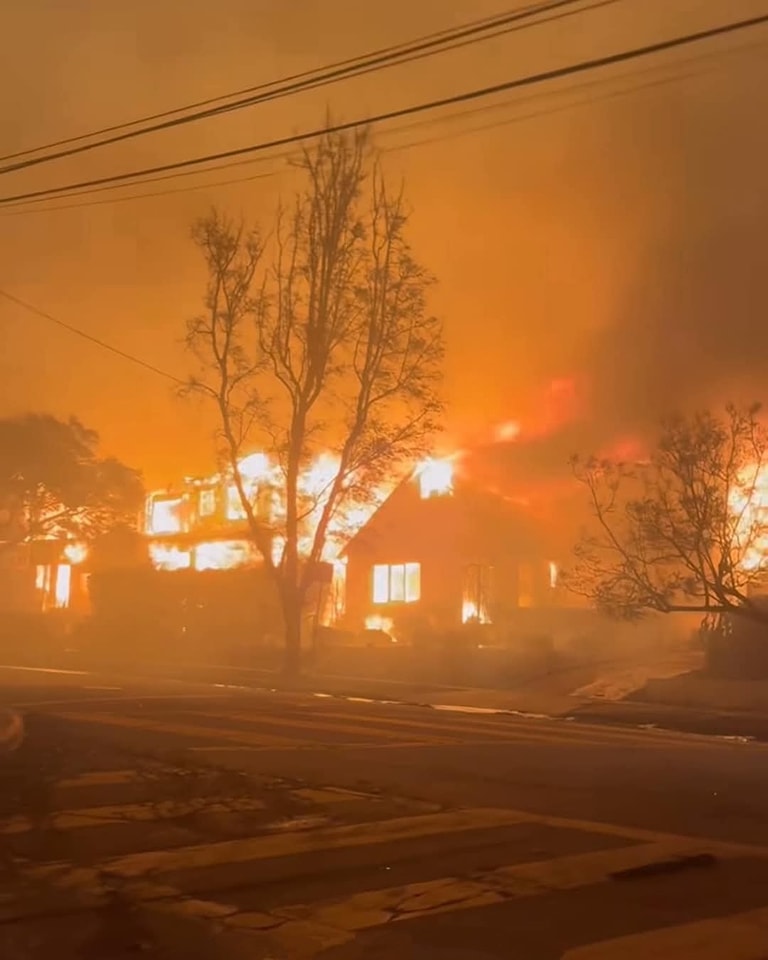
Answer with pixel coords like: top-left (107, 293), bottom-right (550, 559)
top-left (567, 404), bottom-right (768, 626)
top-left (185, 130), bottom-right (444, 674)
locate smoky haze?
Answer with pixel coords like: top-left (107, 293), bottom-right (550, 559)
top-left (576, 64), bottom-right (768, 440)
top-left (0, 1), bottom-right (766, 485)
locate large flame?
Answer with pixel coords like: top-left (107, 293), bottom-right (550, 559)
top-left (730, 461), bottom-right (768, 575)
top-left (145, 450), bottom-right (407, 572)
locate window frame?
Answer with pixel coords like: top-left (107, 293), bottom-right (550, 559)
top-left (372, 562), bottom-right (421, 604)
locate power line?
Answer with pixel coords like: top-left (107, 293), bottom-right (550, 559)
top-left (4, 35), bottom-right (762, 220)
top-left (2, 29), bottom-right (764, 220)
top-left (0, 289), bottom-right (185, 385)
top-left (0, 0), bottom-right (612, 177)
top-left (2, 10), bottom-right (765, 209)
top-left (0, 1), bottom-right (561, 164)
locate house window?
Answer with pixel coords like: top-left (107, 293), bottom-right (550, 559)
top-left (226, 485), bottom-right (246, 521)
top-left (150, 497), bottom-right (184, 534)
top-left (462, 564), bottom-right (493, 624)
top-left (54, 565), bottom-right (71, 609)
top-left (372, 563), bottom-right (421, 604)
top-left (199, 488), bottom-right (216, 517)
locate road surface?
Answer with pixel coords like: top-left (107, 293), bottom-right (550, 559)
top-left (1, 663), bottom-right (767, 958)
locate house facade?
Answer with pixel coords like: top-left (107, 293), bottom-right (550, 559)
top-left (340, 460), bottom-right (573, 643)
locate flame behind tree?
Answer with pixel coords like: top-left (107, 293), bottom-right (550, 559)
top-left (185, 129), bottom-right (444, 674)
top-left (567, 404), bottom-right (768, 625)
top-left (0, 413), bottom-right (144, 544)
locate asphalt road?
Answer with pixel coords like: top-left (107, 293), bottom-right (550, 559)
top-left (2, 663), bottom-right (768, 959)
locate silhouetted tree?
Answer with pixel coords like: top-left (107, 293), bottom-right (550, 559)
top-left (567, 404), bottom-right (768, 625)
top-left (0, 414), bottom-right (144, 543)
top-left (185, 129), bottom-right (444, 674)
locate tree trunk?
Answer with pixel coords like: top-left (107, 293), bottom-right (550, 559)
top-left (281, 593), bottom-right (302, 678)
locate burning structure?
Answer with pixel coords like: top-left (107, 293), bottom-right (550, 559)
top-left (340, 455), bottom-right (572, 643)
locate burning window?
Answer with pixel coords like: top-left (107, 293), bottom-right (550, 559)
top-left (226, 485), bottom-right (247, 521)
top-left (198, 488), bottom-right (217, 518)
top-left (149, 544), bottom-right (191, 571)
top-left (372, 563), bottom-right (421, 604)
top-left (462, 564), bottom-right (493, 624)
top-left (54, 565), bottom-right (71, 609)
top-left (149, 496), bottom-right (184, 534)
top-left (418, 459), bottom-right (453, 499)
top-left (193, 540), bottom-right (255, 571)
top-left (35, 565), bottom-right (50, 592)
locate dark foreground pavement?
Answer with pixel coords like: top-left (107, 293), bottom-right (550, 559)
top-left (2, 664), bottom-right (768, 958)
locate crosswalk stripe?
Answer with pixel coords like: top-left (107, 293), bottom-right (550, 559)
top-left (56, 770), bottom-right (153, 788)
top-left (562, 905), bottom-right (768, 959)
top-left (212, 840), bottom-right (724, 956)
top-left (0, 796), bottom-right (267, 834)
top-left (28, 808), bottom-right (527, 881)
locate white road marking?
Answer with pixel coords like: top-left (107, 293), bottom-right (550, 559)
top-left (563, 905), bottom-right (768, 959)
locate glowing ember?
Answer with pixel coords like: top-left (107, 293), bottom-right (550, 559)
top-left (418, 458), bottom-right (453, 499)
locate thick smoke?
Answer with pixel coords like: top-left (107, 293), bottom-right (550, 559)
top-left (579, 58), bottom-right (768, 435)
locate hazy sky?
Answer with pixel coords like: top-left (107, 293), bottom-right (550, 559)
top-left (1, 0), bottom-right (766, 486)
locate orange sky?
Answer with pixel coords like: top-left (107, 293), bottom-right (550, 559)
top-left (1, 0), bottom-right (766, 487)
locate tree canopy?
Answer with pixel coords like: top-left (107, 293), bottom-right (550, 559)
top-left (185, 129), bottom-right (444, 672)
top-left (567, 404), bottom-right (768, 625)
top-left (0, 413), bottom-right (144, 543)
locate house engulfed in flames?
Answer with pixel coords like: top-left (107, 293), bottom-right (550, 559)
top-left (143, 452), bottom-right (375, 574)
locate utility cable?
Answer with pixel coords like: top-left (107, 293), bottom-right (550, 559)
top-left (1, 10), bottom-right (764, 208)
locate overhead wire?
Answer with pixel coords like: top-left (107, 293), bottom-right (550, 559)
top-left (0, 0), bottom-right (569, 164)
top-left (1, 10), bottom-right (765, 209)
top-left (0, 289), bottom-right (186, 385)
top-left (0, 0), bottom-right (614, 176)
top-left (3, 33), bottom-right (764, 219)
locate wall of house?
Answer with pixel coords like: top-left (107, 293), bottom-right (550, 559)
top-left (343, 474), bottom-right (563, 642)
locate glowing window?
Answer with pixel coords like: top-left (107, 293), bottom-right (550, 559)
top-left (149, 544), bottom-right (191, 571)
top-left (150, 497), bottom-right (183, 534)
top-left (462, 564), bottom-right (493, 624)
top-left (35, 565), bottom-right (50, 592)
top-left (226, 485), bottom-right (247, 521)
top-left (199, 489), bottom-right (217, 517)
top-left (372, 563), bottom-right (421, 604)
top-left (54, 565), bottom-right (71, 609)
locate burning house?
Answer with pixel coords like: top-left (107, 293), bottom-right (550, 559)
top-left (339, 456), bottom-right (579, 644)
